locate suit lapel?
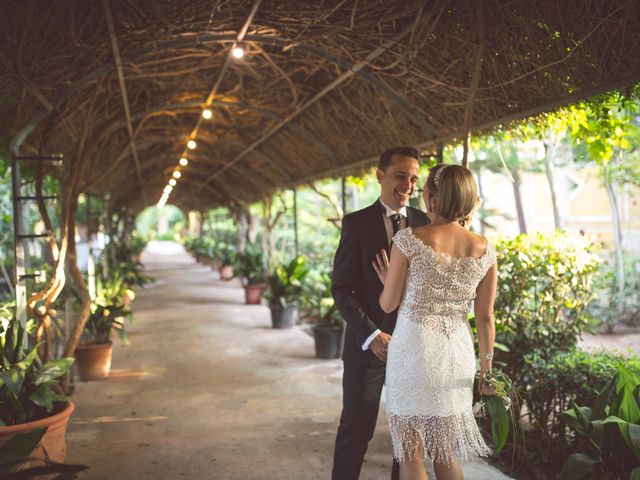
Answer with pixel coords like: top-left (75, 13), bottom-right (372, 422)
top-left (368, 202), bottom-right (389, 254)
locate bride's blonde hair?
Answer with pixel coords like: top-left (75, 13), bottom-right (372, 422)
top-left (426, 164), bottom-right (478, 226)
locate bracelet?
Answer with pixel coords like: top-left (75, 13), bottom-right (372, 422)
top-left (480, 352), bottom-right (494, 361)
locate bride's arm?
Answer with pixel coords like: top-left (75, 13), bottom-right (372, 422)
top-left (474, 264), bottom-right (498, 393)
top-left (377, 243), bottom-right (409, 313)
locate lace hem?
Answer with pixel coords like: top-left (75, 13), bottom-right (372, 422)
top-left (387, 411), bottom-right (491, 465)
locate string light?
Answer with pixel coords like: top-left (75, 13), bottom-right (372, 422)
top-left (169, 178), bottom-right (177, 186)
top-left (231, 46), bottom-right (245, 59)
top-left (164, 185), bottom-right (173, 194)
top-left (172, 170), bottom-right (182, 179)
top-left (187, 140), bottom-right (197, 150)
top-left (202, 109), bottom-right (213, 120)
top-left (179, 157), bottom-right (189, 166)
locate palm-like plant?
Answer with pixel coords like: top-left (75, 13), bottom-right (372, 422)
top-left (302, 271), bottom-right (343, 328)
top-left (234, 243), bottom-right (266, 285)
top-left (266, 256), bottom-right (310, 307)
top-left (85, 273), bottom-right (134, 344)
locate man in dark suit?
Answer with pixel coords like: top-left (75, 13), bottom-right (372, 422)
top-left (331, 146), bottom-right (429, 480)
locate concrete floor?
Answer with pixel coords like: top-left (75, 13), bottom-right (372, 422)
top-left (66, 241), bottom-right (512, 480)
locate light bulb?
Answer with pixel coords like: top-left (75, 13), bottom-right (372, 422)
top-left (173, 170), bottom-right (182, 179)
top-left (179, 157), bottom-right (188, 166)
top-left (231, 46), bottom-right (244, 59)
top-left (187, 140), bottom-right (197, 150)
top-left (164, 185), bottom-right (173, 193)
top-left (169, 178), bottom-right (177, 186)
top-left (202, 109), bottom-right (213, 120)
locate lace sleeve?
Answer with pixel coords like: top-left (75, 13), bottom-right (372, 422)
top-left (484, 241), bottom-right (497, 272)
top-left (393, 228), bottom-right (418, 259)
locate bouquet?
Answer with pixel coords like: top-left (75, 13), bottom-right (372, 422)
top-left (473, 368), bottom-right (520, 453)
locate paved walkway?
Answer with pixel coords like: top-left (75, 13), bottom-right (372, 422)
top-left (66, 241), bottom-right (512, 479)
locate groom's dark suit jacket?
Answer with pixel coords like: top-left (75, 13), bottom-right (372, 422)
top-left (332, 201), bottom-right (429, 365)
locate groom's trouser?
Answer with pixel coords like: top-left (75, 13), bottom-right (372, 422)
top-left (331, 357), bottom-right (400, 480)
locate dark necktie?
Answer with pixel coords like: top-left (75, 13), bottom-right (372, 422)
top-left (391, 213), bottom-right (402, 236)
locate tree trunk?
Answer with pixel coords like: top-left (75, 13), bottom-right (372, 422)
top-left (603, 164), bottom-right (624, 333)
top-left (512, 172), bottom-right (527, 234)
top-left (543, 131), bottom-right (562, 230)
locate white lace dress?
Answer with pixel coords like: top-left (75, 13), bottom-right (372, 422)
top-left (385, 227), bottom-right (496, 464)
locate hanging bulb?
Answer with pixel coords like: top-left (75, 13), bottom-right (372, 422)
top-left (173, 170), bottom-right (182, 179)
top-left (187, 140), bottom-right (197, 150)
top-left (202, 109), bottom-right (213, 120)
top-left (169, 178), bottom-right (177, 186)
top-left (164, 185), bottom-right (173, 194)
top-left (231, 46), bottom-right (245, 59)
top-left (179, 157), bottom-right (189, 166)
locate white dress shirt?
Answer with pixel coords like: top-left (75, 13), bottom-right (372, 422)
top-left (362, 199), bottom-right (407, 351)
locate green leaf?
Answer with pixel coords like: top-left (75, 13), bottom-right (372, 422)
top-left (33, 358), bottom-right (74, 386)
top-left (556, 453), bottom-right (600, 480)
top-left (0, 427), bottom-right (45, 457)
top-left (29, 384), bottom-right (54, 411)
top-left (630, 467), bottom-right (640, 480)
top-left (484, 396), bottom-right (509, 453)
top-left (0, 367), bottom-right (25, 397)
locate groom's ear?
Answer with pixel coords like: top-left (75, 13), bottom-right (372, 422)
top-left (376, 168), bottom-right (384, 183)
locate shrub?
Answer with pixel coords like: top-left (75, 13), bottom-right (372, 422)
top-left (494, 232), bottom-right (601, 384)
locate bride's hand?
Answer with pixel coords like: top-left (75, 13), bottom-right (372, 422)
top-left (372, 249), bottom-right (390, 285)
top-left (478, 369), bottom-right (496, 396)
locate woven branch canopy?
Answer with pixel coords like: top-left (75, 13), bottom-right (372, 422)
top-left (1, 0), bottom-right (639, 214)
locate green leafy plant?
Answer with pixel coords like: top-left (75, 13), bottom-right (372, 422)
top-left (265, 256), bottom-right (310, 308)
top-left (216, 242), bottom-right (237, 266)
top-left (0, 304), bottom-right (74, 426)
top-left (85, 273), bottom-right (134, 344)
top-left (301, 270), bottom-right (343, 328)
top-left (233, 243), bottom-right (266, 285)
top-left (558, 363), bottom-right (640, 480)
top-left (0, 428), bottom-right (88, 478)
top-left (494, 232), bottom-right (601, 383)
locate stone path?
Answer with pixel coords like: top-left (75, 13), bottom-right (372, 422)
top-left (65, 241), bottom-right (512, 479)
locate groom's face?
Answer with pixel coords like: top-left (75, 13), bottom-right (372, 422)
top-left (376, 154), bottom-right (420, 210)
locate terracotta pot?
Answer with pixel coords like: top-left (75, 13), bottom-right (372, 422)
top-left (0, 401), bottom-right (74, 466)
top-left (74, 342), bottom-right (113, 381)
top-left (244, 283), bottom-right (266, 304)
top-left (219, 264), bottom-right (234, 281)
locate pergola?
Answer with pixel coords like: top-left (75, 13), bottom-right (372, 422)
top-left (2, 0), bottom-right (639, 214)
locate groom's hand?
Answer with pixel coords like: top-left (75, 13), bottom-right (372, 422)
top-left (370, 332), bottom-right (391, 362)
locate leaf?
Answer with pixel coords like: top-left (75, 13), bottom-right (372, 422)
top-left (33, 358), bottom-right (74, 386)
top-left (484, 396), bottom-right (509, 453)
top-left (0, 367), bottom-right (25, 397)
top-left (29, 384), bottom-right (54, 411)
top-left (630, 467), bottom-right (640, 480)
top-left (0, 427), bottom-right (46, 475)
top-left (556, 453), bottom-right (600, 480)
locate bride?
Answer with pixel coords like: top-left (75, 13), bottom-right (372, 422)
top-left (373, 164), bottom-right (498, 480)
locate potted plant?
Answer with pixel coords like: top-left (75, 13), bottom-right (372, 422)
top-left (302, 271), bottom-right (345, 358)
top-left (234, 243), bottom-right (267, 304)
top-left (217, 243), bottom-right (236, 281)
top-left (266, 256), bottom-right (309, 329)
top-left (74, 272), bottom-right (134, 381)
top-left (0, 302), bottom-right (75, 468)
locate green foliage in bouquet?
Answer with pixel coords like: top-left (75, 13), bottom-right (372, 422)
top-left (0, 303), bottom-right (73, 426)
top-left (473, 369), bottom-right (521, 454)
top-left (266, 256), bottom-right (310, 308)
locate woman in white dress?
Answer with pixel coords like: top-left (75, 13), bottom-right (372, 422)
top-left (372, 164), bottom-right (498, 480)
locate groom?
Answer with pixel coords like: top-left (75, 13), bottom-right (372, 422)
top-left (331, 146), bottom-right (428, 480)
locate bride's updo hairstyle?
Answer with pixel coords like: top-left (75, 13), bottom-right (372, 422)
top-left (426, 164), bottom-right (478, 226)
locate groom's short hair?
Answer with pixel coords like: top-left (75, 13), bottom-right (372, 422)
top-left (378, 146), bottom-right (419, 171)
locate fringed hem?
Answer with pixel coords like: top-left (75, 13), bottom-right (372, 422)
top-left (387, 411), bottom-right (492, 465)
